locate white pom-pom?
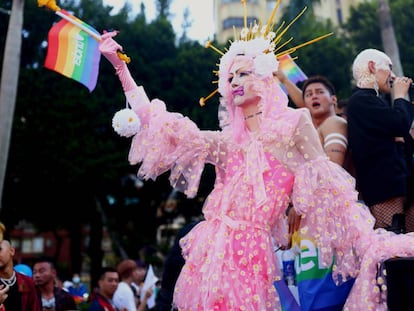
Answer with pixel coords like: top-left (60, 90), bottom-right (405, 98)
top-left (254, 53), bottom-right (279, 78)
top-left (112, 108), bottom-right (141, 137)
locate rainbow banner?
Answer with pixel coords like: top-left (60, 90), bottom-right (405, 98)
top-left (44, 10), bottom-right (101, 92)
top-left (274, 280), bottom-right (301, 311)
top-left (278, 54), bottom-right (308, 94)
top-left (294, 236), bottom-right (354, 311)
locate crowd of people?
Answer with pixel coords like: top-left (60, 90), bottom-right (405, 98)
top-left (0, 224), bottom-right (158, 311)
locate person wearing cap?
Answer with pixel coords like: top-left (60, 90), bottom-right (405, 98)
top-left (0, 223), bottom-right (41, 310)
top-left (13, 264), bottom-right (32, 278)
top-left (113, 259), bottom-right (152, 311)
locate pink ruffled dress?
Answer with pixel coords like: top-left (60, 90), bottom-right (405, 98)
top-left (119, 71), bottom-right (414, 311)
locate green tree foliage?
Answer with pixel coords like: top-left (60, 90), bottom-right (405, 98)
top-left (280, 2), bottom-right (354, 99)
top-left (344, 0), bottom-right (414, 77)
top-left (1, 0), bottom-right (217, 272)
top-left (344, 1), bottom-right (382, 54)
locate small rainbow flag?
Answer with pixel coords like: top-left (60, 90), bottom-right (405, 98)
top-left (44, 10), bottom-right (101, 92)
top-left (278, 54), bottom-right (308, 94)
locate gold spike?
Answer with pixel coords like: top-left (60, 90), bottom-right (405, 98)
top-left (274, 37), bottom-right (293, 53)
top-left (200, 89), bottom-right (219, 107)
top-left (273, 21), bottom-right (285, 37)
top-left (205, 41), bottom-right (224, 56)
top-left (233, 26), bottom-right (237, 41)
top-left (276, 33), bottom-right (334, 57)
top-left (273, 6), bottom-right (308, 45)
top-left (265, 0), bottom-right (282, 35)
top-left (242, 0), bottom-right (247, 28)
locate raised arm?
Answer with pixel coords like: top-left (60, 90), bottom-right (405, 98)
top-left (274, 68), bottom-right (304, 108)
top-left (99, 31), bottom-right (150, 111)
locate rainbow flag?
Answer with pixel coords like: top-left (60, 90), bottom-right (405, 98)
top-left (274, 280), bottom-right (301, 311)
top-left (278, 54), bottom-right (308, 94)
top-left (44, 10), bottom-right (101, 92)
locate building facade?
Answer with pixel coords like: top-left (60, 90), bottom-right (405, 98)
top-left (214, 0), bottom-right (368, 43)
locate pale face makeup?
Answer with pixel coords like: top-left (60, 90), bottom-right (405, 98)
top-left (228, 57), bottom-right (260, 107)
top-left (375, 63), bottom-right (395, 94)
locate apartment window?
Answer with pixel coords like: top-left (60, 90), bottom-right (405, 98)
top-left (21, 237), bottom-right (44, 254)
top-left (336, 0), bottom-right (343, 25)
top-left (223, 17), bottom-right (258, 30)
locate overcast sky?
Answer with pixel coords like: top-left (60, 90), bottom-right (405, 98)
top-left (102, 0), bottom-right (215, 43)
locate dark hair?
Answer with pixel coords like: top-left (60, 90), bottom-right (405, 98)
top-left (301, 75), bottom-right (336, 97)
top-left (33, 256), bottom-right (56, 269)
top-left (337, 99), bottom-right (348, 109)
top-left (98, 267), bottom-right (118, 280)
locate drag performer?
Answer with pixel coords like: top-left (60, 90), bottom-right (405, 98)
top-left (99, 2), bottom-right (414, 310)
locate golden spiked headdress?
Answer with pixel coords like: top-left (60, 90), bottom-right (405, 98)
top-left (199, 0), bottom-right (333, 106)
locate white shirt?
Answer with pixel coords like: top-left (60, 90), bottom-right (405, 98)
top-left (113, 281), bottom-right (136, 311)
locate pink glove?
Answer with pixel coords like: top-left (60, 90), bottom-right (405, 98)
top-left (99, 31), bottom-right (126, 71)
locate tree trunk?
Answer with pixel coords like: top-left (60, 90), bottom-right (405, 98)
top-left (0, 0), bottom-right (24, 212)
top-left (378, 0), bottom-right (403, 76)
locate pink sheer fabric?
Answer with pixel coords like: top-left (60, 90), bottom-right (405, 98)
top-left (115, 64), bottom-right (414, 310)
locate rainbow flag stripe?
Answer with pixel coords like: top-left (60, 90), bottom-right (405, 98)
top-left (278, 54), bottom-right (308, 93)
top-left (44, 10), bottom-right (101, 92)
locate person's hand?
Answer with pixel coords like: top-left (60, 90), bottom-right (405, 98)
top-left (287, 207), bottom-right (301, 247)
top-left (144, 287), bottom-right (153, 300)
top-left (99, 30), bottom-right (126, 70)
top-left (392, 76), bottom-right (413, 99)
top-left (0, 284), bottom-right (9, 305)
top-left (274, 67), bottom-right (288, 84)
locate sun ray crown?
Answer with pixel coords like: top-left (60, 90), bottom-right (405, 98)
top-left (201, 0), bottom-right (333, 106)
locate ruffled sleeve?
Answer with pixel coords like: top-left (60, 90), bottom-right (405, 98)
top-left (292, 156), bottom-right (376, 278)
top-left (127, 95), bottom-right (225, 198)
top-left (284, 109), bottom-right (375, 281)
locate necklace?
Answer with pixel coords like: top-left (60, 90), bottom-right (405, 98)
top-left (0, 271), bottom-right (16, 286)
top-left (42, 297), bottom-right (56, 308)
top-left (244, 111), bottom-right (262, 120)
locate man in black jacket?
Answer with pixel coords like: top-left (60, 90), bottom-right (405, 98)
top-left (33, 256), bottom-right (77, 311)
top-left (347, 48), bottom-right (414, 232)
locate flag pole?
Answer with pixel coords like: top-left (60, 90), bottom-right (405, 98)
top-left (38, 0), bottom-right (130, 63)
top-left (54, 10), bottom-right (101, 41)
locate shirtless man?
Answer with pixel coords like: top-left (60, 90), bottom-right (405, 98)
top-left (301, 75), bottom-right (348, 166)
top-left (276, 72), bottom-right (348, 166)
